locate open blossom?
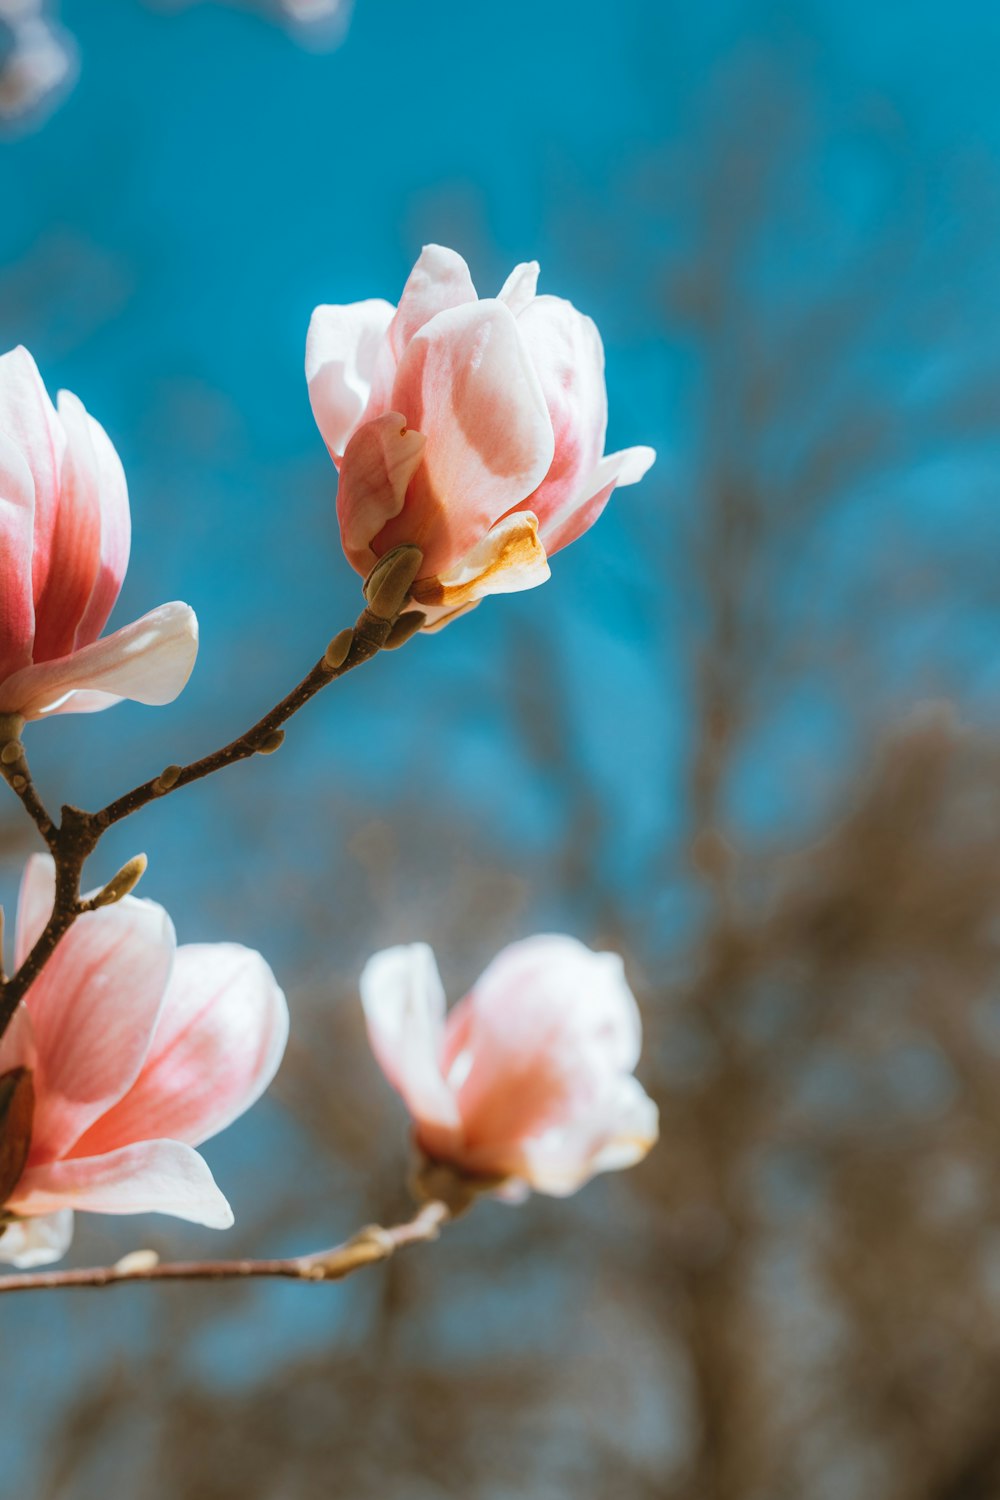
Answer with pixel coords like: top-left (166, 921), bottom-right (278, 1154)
top-left (0, 346), bottom-right (198, 720)
top-left (307, 245), bottom-right (656, 628)
top-left (0, 854), bottom-right (289, 1268)
top-left (361, 935), bottom-right (658, 1197)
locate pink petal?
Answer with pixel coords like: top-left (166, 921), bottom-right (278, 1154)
top-left (0, 1208), bottom-right (74, 1267)
top-left (14, 850), bottom-right (57, 969)
top-left (498, 260), bottom-right (540, 316)
top-left (374, 300), bottom-right (555, 576)
top-left (0, 428), bottom-right (36, 684)
top-left (539, 444), bottom-right (656, 557)
top-left (452, 936), bottom-right (642, 1155)
top-left (69, 397), bottom-right (131, 647)
top-left (9, 1138), bottom-right (233, 1227)
top-left (387, 245), bottom-right (477, 361)
top-left (0, 347), bottom-right (64, 613)
top-left (0, 1000), bottom-right (36, 1076)
top-left (410, 509), bottom-right (550, 630)
top-left (72, 943), bottom-right (288, 1157)
top-left (30, 390), bottom-right (103, 663)
top-left (306, 297), bottom-right (395, 460)
top-left (21, 885), bottom-right (175, 1161)
top-left (518, 1076), bottom-right (659, 1197)
top-left (336, 412), bottom-right (427, 575)
top-left (1, 600), bottom-right (199, 720)
top-left (513, 295), bottom-right (607, 541)
top-left (360, 944), bottom-right (461, 1149)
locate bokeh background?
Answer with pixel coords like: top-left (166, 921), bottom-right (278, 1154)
top-left (3, 2), bottom-right (1000, 1496)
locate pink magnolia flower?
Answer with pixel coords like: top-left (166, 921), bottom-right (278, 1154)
top-left (307, 245), bottom-right (656, 628)
top-left (0, 346), bottom-right (198, 720)
top-left (0, 854), bottom-right (289, 1268)
top-left (361, 935), bottom-right (658, 1197)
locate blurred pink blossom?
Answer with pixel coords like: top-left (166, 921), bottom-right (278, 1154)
top-left (0, 854), bottom-right (289, 1267)
top-left (0, 347), bottom-right (198, 720)
top-left (361, 935), bottom-right (658, 1197)
top-left (307, 245), bottom-right (656, 628)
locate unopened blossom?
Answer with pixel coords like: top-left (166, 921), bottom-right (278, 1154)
top-left (0, 346), bottom-right (198, 720)
top-left (361, 935), bottom-right (658, 1197)
top-left (307, 245), bottom-right (656, 628)
top-left (0, 854), bottom-right (289, 1267)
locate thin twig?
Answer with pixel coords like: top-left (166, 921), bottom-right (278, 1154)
top-left (0, 1199), bottom-right (451, 1295)
top-left (0, 594), bottom-right (409, 1035)
top-left (92, 604), bottom-right (393, 831)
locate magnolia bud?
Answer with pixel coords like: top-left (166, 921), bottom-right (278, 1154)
top-left (384, 611), bottom-right (426, 650)
top-left (363, 545), bottom-right (424, 620)
top-left (256, 729), bottom-right (284, 755)
top-left (92, 854), bottom-right (148, 908)
top-left (154, 764), bottom-right (182, 793)
top-left (324, 628), bottom-right (354, 670)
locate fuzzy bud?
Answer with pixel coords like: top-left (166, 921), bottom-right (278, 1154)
top-left (363, 545), bottom-right (424, 620)
top-left (92, 854), bottom-right (148, 908)
top-left (324, 628), bottom-right (354, 670)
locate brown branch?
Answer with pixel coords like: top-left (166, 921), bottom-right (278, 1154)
top-left (0, 719), bottom-right (56, 846)
top-left (91, 603), bottom-right (396, 832)
top-left (0, 1198), bottom-right (450, 1295)
top-left (0, 549), bottom-right (426, 1038)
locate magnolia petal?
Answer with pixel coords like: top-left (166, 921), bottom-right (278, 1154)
top-left (377, 300), bottom-right (555, 576)
top-left (451, 936), bottom-right (643, 1154)
top-left (306, 298), bottom-right (395, 460)
top-left (519, 1076), bottom-right (660, 1196)
top-left (72, 943), bottom-right (289, 1156)
top-left (0, 347), bottom-right (64, 613)
top-left (0, 429), bottom-right (36, 685)
top-left (360, 944), bottom-right (461, 1142)
top-left (20, 877), bottom-right (175, 1161)
top-left (9, 1138), bottom-right (233, 1227)
top-left (388, 244), bottom-right (477, 361)
top-left (14, 850), bottom-right (56, 969)
top-left (540, 444), bottom-right (656, 557)
top-left (515, 295), bottom-right (608, 538)
top-left (411, 510), bottom-right (550, 630)
top-left (498, 261), bottom-right (540, 316)
top-left (336, 412), bottom-right (427, 575)
top-left (70, 399), bottom-right (131, 648)
top-left (31, 390), bottom-right (103, 663)
top-left (0, 1002), bottom-right (36, 1077)
top-left (2, 600), bottom-right (199, 720)
top-left (0, 1208), bottom-right (74, 1267)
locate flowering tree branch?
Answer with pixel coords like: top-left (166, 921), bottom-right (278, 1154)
top-left (0, 551), bottom-right (425, 1037)
top-left (0, 1198), bottom-right (450, 1295)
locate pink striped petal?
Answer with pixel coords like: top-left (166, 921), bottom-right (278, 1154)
top-left (336, 412), bottom-right (426, 575)
top-left (375, 300), bottom-right (555, 576)
top-left (1, 600), bottom-right (199, 720)
top-left (0, 347), bottom-right (64, 611)
top-left (14, 850), bottom-right (56, 969)
top-left (0, 1208), bottom-right (74, 1267)
top-left (0, 429), bottom-right (36, 684)
top-left (306, 298), bottom-right (395, 460)
top-left (360, 944), bottom-right (461, 1151)
top-left (69, 397), bottom-right (131, 647)
top-left (514, 295), bottom-right (607, 540)
top-left (9, 1138), bottom-right (233, 1227)
top-left (498, 260), bottom-right (539, 316)
top-left (0, 1001), bottom-right (36, 1076)
top-left (387, 244), bottom-right (477, 360)
top-left (21, 886), bottom-right (175, 1161)
top-left (452, 937), bottom-right (642, 1153)
top-left (539, 445), bottom-right (656, 556)
top-left (30, 390), bottom-right (103, 663)
top-left (72, 943), bottom-right (288, 1157)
